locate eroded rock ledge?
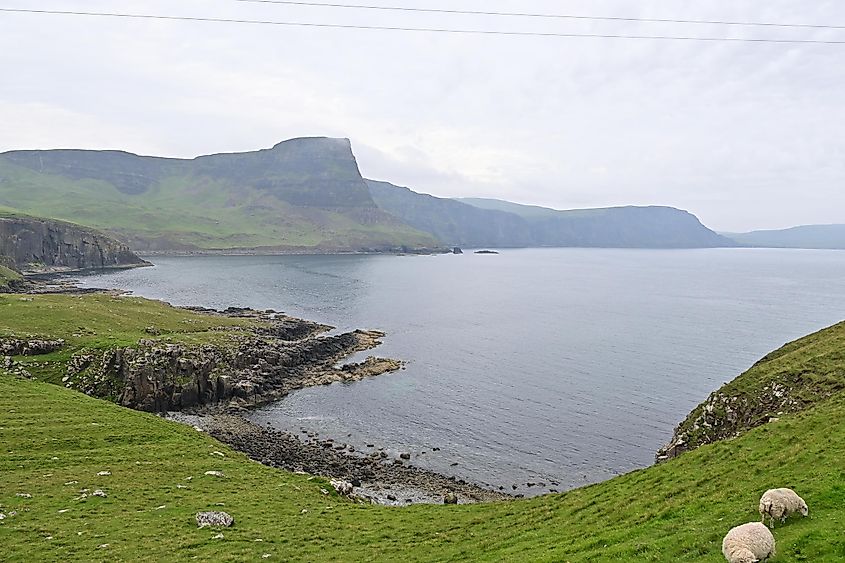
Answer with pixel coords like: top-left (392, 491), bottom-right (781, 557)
top-left (43, 309), bottom-right (403, 413)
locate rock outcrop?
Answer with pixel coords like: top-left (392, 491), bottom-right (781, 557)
top-left (60, 310), bottom-right (402, 413)
top-left (657, 383), bottom-right (805, 461)
top-left (657, 321), bottom-right (845, 461)
top-left (0, 214), bottom-right (148, 273)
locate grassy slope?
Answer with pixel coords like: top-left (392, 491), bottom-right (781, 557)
top-left (675, 321), bottom-right (845, 449)
top-left (1, 375), bottom-right (843, 562)
top-left (0, 264), bottom-right (22, 289)
top-left (0, 293), bottom-right (265, 383)
top-left (1, 295), bottom-right (844, 561)
top-left (0, 160), bottom-right (436, 250)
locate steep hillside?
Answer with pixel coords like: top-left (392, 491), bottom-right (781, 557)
top-left (658, 320), bottom-right (845, 460)
top-left (0, 264), bottom-right (22, 291)
top-left (0, 138), bottom-right (438, 252)
top-left (455, 197), bottom-right (564, 219)
top-left (460, 197), bottom-right (735, 248)
top-left (367, 180), bottom-right (533, 247)
top-left (0, 211), bottom-right (147, 273)
top-left (728, 224), bottom-right (845, 249)
top-left (1, 299), bottom-right (844, 560)
top-left (371, 182), bottom-right (733, 248)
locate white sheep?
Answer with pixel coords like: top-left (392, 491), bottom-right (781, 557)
top-left (722, 522), bottom-right (776, 563)
top-left (759, 487), bottom-right (808, 527)
top-left (330, 479), bottom-right (354, 496)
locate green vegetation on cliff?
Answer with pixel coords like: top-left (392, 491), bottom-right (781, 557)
top-left (659, 320), bottom-right (845, 459)
top-left (0, 264), bottom-right (21, 291)
top-left (0, 293), bottom-right (265, 383)
top-left (1, 295), bottom-right (845, 561)
top-left (0, 139), bottom-right (437, 252)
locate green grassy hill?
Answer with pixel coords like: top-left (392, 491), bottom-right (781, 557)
top-left (1, 295), bottom-right (844, 561)
top-left (0, 264), bottom-right (21, 291)
top-left (0, 139), bottom-right (438, 252)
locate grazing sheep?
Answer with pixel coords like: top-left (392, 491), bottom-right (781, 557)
top-left (722, 522), bottom-right (776, 563)
top-left (330, 479), bottom-right (354, 496)
top-left (759, 487), bottom-right (809, 527)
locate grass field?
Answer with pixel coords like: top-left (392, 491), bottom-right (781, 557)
top-left (1, 295), bottom-right (844, 561)
top-left (0, 293), bottom-right (265, 383)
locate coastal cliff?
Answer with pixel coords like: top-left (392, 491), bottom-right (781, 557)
top-left (657, 320), bottom-right (845, 460)
top-left (0, 213), bottom-right (148, 273)
top-left (2, 301), bottom-right (400, 413)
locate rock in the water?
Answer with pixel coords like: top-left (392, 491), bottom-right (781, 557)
top-left (196, 511), bottom-right (235, 528)
top-left (399, 452), bottom-right (411, 460)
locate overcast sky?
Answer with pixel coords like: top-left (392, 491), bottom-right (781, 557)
top-left (1, 1), bottom-right (843, 231)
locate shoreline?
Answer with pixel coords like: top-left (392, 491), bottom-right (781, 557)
top-left (170, 412), bottom-right (509, 506)
top-left (9, 277), bottom-right (511, 505)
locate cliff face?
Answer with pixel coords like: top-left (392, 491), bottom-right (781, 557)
top-left (0, 138), bottom-right (439, 251)
top-left (369, 181), bottom-right (735, 249)
top-left (0, 214), bottom-right (148, 272)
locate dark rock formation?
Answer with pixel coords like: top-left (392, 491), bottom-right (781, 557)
top-left (0, 214), bottom-right (148, 272)
top-left (656, 382), bottom-right (804, 462)
top-left (61, 310), bottom-right (401, 413)
top-left (199, 414), bottom-right (508, 505)
top-left (0, 338), bottom-right (65, 356)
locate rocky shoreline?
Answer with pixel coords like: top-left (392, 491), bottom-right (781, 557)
top-left (170, 413), bottom-right (509, 505)
top-left (5, 278), bottom-right (511, 506)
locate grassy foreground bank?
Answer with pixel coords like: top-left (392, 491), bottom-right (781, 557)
top-left (1, 295), bottom-right (844, 561)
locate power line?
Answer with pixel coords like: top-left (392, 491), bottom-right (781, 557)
top-left (234, 0), bottom-right (845, 31)
top-left (1, 7), bottom-right (844, 44)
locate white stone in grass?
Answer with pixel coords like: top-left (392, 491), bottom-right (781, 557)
top-left (211, 451), bottom-right (225, 457)
top-left (204, 471), bottom-right (225, 478)
top-left (97, 471), bottom-right (111, 476)
top-left (92, 490), bottom-right (107, 498)
top-left (15, 493), bottom-right (31, 498)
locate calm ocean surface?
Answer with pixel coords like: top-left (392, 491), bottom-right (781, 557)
top-left (80, 249), bottom-right (845, 494)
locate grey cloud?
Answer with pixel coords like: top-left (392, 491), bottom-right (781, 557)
top-left (0, 0), bottom-right (843, 231)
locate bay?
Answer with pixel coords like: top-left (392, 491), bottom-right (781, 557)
top-left (80, 248), bottom-right (845, 495)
